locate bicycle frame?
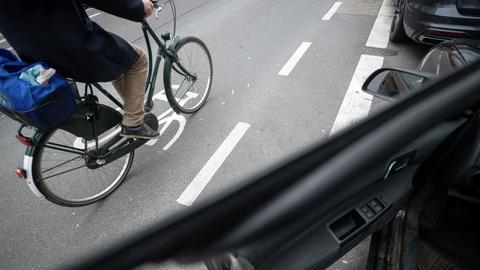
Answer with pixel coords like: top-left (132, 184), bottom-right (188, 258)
top-left (143, 20), bottom-right (177, 112)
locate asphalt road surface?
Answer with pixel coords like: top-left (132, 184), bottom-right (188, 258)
top-left (0, 0), bottom-right (429, 269)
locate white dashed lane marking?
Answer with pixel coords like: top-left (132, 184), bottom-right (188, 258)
top-left (278, 42), bottom-right (312, 76)
top-left (365, 0), bottom-right (394, 49)
top-left (177, 122), bottom-right (251, 206)
top-left (89, 12), bottom-right (101, 18)
top-left (322, 2), bottom-right (343, 21)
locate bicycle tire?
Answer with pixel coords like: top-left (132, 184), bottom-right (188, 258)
top-left (163, 36), bottom-right (213, 114)
top-left (31, 128), bottom-right (134, 207)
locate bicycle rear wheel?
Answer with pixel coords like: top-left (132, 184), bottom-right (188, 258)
top-left (31, 128), bottom-right (134, 207)
top-left (163, 36), bottom-right (213, 114)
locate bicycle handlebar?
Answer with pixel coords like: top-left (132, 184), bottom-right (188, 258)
top-left (151, 0), bottom-right (160, 8)
top-left (145, 0), bottom-right (177, 38)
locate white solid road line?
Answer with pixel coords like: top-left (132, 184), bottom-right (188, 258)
top-left (278, 42), bottom-right (312, 76)
top-left (365, 0), bottom-right (394, 48)
top-left (7, 47), bottom-right (13, 51)
top-left (0, 39), bottom-right (6, 44)
top-left (89, 12), bottom-right (101, 18)
top-left (177, 122), bottom-right (251, 206)
top-left (322, 2), bottom-right (343, 21)
top-left (330, 55), bottom-right (384, 135)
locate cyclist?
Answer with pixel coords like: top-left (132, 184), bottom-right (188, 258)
top-left (0, 0), bottom-right (160, 139)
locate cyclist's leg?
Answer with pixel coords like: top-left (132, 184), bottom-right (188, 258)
top-left (112, 44), bottom-right (158, 139)
top-left (112, 43), bottom-right (147, 127)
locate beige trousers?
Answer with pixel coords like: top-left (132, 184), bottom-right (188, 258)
top-left (112, 44), bottom-right (148, 127)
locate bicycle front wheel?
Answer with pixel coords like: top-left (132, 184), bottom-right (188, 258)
top-left (164, 36), bottom-right (213, 114)
top-left (31, 128), bottom-right (134, 207)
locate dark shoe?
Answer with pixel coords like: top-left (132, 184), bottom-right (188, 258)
top-left (120, 123), bottom-right (159, 139)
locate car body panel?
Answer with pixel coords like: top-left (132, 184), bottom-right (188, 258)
top-left (419, 40), bottom-right (480, 75)
top-left (402, 0), bottom-right (480, 44)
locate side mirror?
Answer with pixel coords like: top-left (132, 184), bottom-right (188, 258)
top-left (362, 68), bottom-right (431, 102)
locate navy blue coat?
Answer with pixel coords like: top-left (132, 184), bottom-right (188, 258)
top-left (0, 0), bottom-right (145, 82)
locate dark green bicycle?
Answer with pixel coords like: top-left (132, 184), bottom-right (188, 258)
top-left (15, 0), bottom-right (213, 207)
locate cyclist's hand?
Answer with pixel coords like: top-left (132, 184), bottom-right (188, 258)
top-left (142, 0), bottom-right (154, 18)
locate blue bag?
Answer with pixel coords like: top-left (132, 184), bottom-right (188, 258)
top-left (0, 48), bottom-right (77, 131)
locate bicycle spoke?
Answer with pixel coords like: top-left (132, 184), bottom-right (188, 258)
top-left (174, 76), bottom-right (188, 97)
top-left (178, 82), bottom-right (195, 101)
top-left (188, 44), bottom-right (193, 68)
top-left (42, 155), bottom-right (84, 174)
top-left (38, 164), bottom-right (87, 182)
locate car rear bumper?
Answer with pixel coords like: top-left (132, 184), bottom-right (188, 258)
top-left (403, 2), bottom-right (480, 45)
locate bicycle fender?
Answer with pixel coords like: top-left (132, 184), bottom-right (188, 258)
top-left (22, 131), bottom-right (45, 199)
top-left (163, 36), bottom-right (184, 115)
top-left (23, 154), bottom-right (44, 199)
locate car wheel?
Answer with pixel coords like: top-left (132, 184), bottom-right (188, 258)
top-left (390, 1), bottom-right (409, 42)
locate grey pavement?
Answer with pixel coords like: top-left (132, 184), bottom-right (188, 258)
top-left (0, 0), bottom-right (426, 269)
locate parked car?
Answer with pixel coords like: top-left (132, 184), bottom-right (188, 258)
top-left (390, 0), bottom-right (480, 44)
top-left (368, 39), bottom-right (480, 102)
top-left (66, 47), bottom-right (480, 270)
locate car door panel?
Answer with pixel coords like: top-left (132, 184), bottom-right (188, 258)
top-left (236, 120), bottom-right (465, 270)
top-left (240, 167), bottom-right (415, 270)
top-left (235, 165), bottom-right (410, 269)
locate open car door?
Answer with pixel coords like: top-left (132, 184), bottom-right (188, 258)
top-left (67, 60), bottom-right (480, 270)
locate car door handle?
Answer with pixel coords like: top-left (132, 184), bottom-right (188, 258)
top-left (384, 151), bottom-right (415, 179)
top-left (385, 161), bottom-right (401, 179)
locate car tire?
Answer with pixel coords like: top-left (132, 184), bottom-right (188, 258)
top-left (390, 1), bottom-right (409, 42)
